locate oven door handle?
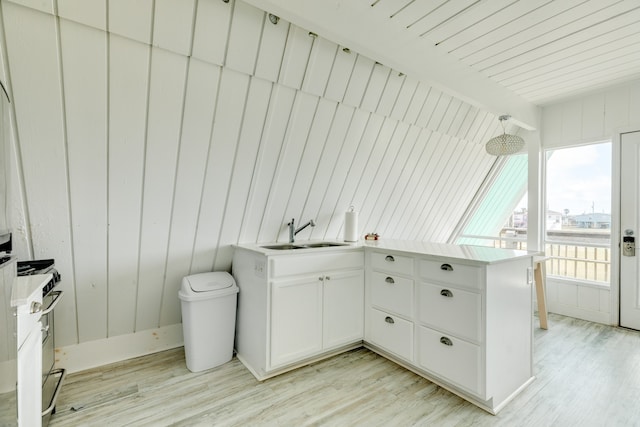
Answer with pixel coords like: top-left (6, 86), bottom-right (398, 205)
top-left (41, 290), bottom-right (63, 316)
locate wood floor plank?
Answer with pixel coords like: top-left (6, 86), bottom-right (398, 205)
top-left (49, 314), bottom-right (640, 426)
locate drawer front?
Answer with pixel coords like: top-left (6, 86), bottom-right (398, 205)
top-left (270, 251), bottom-right (364, 278)
top-left (419, 259), bottom-right (482, 290)
top-left (369, 309), bottom-right (413, 361)
top-left (418, 326), bottom-right (482, 396)
top-left (418, 283), bottom-right (481, 342)
top-left (370, 252), bottom-right (414, 276)
top-left (371, 272), bottom-right (413, 317)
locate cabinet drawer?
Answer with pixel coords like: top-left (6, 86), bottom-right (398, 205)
top-left (418, 326), bottom-right (482, 396)
top-left (371, 272), bottom-right (413, 317)
top-left (418, 283), bottom-right (481, 342)
top-left (419, 259), bottom-right (482, 290)
top-left (270, 251), bottom-right (363, 278)
top-left (369, 308), bottom-right (413, 361)
top-left (371, 252), bottom-right (413, 276)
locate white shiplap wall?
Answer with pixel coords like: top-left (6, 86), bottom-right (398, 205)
top-left (541, 77), bottom-right (640, 324)
top-left (542, 79), bottom-right (640, 148)
top-left (0, 0), bottom-right (509, 353)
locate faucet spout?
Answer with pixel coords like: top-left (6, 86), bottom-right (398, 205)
top-left (287, 218), bottom-right (316, 243)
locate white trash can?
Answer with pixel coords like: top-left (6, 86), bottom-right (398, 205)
top-left (178, 271), bottom-right (238, 372)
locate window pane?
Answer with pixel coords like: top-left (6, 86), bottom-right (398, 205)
top-left (544, 142), bottom-right (611, 284)
top-left (456, 154), bottom-right (527, 249)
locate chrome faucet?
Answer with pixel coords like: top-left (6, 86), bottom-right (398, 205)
top-left (288, 218), bottom-right (316, 243)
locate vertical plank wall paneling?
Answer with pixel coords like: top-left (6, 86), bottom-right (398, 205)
top-left (368, 125), bottom-right (422, 233)
top-left (213, 77), bottom-right (273, 271)
top-left (107, 35), bottom-right (149, 337)
top-left (378, 128), bottom-right (433, 237)
top-left (108, 0), bottom-right (153, 45)
top-left (2, 2), bottom-right (78, 346)
top-left (284, 98), bottom-right (337, 239)
top-left (188, 68), bottom-right (250, 295)
top-left (135, 47), bottom-right (188, 332)
top-left (324, 46), bottom-right (357, 103)
top-left (301, 103), bottom-right (355, 236)
top-left (152, 0), bottom-right (196, 56)
top-left (359, 122), bottom-right (412, 234)
top-left (162, 59), bottom-right (221, 326)
top-left (320, 110), bottom-right (379, 239)
top-left (225, 0), bottom-right (262, 75)
top-left (238, 84), bottom-right (294, 243)
top-left (192, 0), bottom-right (231, 66)
top-left (59, 19), bottom-right (108, 342)
top-left (0, 0), bottom-right (517, 348)
top-left (257, 91), bottom-right (319, 244)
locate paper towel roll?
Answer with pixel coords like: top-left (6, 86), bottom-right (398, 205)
top-left (344, 207), bottom-right (358, 242)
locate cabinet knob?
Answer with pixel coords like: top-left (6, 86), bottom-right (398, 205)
top-left (385, 316), bottom-right (395, 324)
top-left (440, 289), bottom-right (453, 298)
top-left (325, 276), bottom-right (330, 280)
top-left (385, 255), bottom-right (395, 262)
top-left (440, 263), bottom-right (453, 271)
top-left (385, 276), bottom-right (395, 284)
top-left (318, 276), bottom-right (324, 281)
top-left (440, 336), bottom-right (453, 346)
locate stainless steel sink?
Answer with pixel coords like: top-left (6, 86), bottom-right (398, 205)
top-left (260, 242), bottom-right (350, 250)
top-left (301, 242), bottom-right (349, 248)
top-left (260, 244), bottom-right (306, 250)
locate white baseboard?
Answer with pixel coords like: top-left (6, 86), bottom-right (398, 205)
top-left (55, 324), bottom-right (184, 374)
top-left (547, 302), bottom-right (612, 325)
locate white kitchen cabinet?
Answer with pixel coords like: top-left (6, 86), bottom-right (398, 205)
top-left (271, 268), bottom-right (364, 368)
top-left (366, 251), bottom-right (414, 361)
top-left (368, 308), bottom-right (413, 361)
top-left (270, 276), bottom-right (322, 368)
top-left (233, 246), bottom-right (364, 380)
top-left (322, 269), bottom-right (364, 350)
top-left (417, 325), bottom-right (481, 394)
top-left (364, 243), bottom-right (535, 414)
top-left (234, 240), bottom-right (535, 414)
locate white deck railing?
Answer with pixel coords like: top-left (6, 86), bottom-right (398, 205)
top-left (457, 233), bottom-right (611, 284)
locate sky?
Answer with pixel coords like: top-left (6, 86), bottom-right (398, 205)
top-left (545, 142), bottom-right (612, 215)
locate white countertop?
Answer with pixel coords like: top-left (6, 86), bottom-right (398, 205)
top-left (362, 239), bottom-right (540, 265)
top-left (11, 274), bottom-right (52, 307)
top-left (234, 239), bottom-right (539, 265)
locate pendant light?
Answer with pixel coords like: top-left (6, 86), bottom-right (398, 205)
top-left (485, 115), bottom-right (524, 156)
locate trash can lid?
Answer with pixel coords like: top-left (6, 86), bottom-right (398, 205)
top-left (184, 272), bottom-right (235, 293)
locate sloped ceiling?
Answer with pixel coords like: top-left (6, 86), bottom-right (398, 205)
top-left (0, 0), bottom-right (523, 347)
top-left (250, 0), bottom-right (640, 107)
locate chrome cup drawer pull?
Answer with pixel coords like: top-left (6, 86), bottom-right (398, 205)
top-left (385, 255), bottom-right (395, 262)
top-left (440, 289), bottom-right (453, 298)
top-left (385, 276), bottom-right (395, 284)
top-left (440, 336), bottom-right (453, 346)
top-left (440, 263), bottom-right (453, 271)
top-left (385, 316), bottom-right (395, 324)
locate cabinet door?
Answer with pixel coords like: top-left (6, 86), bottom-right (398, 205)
top-left (323, 269), bottom-right (364, 349)
top-left (270, 276), bottom-right (322, 368)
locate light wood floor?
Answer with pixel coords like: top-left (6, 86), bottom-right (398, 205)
top-left (49, 314), bottom-right (640, 426)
